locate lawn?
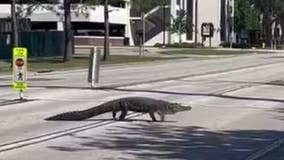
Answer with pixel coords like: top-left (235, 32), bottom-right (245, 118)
top-left (0, 55), bottom-right (184, 74)
top-left (160, 48), bottom-right (253, 56)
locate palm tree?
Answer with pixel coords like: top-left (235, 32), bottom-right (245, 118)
top-left (103, 0), bottom-right (110, 61)
top-left (253, 0), bottom-right (275, 47)
top-left (63, 0), bottom-right (73, 62)
top-left (272, 0), bottom-right (284, 44)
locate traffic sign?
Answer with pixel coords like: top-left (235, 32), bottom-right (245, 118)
top-left (13, 47), bottom-right (27, 91)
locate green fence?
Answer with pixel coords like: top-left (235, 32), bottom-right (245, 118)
top-left (0, 33), bottom-right (11, 59)
top-left (0, 31), bottom-right (65, 59)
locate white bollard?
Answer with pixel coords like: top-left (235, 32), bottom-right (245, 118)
top-left (88, 47), bottom-right (100, 88)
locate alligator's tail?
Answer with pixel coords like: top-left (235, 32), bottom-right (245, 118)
top-left (45, 101), bottom-right (119, 121)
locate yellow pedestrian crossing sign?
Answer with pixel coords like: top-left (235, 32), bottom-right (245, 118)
top-left (13, 47), bottom-right (27, 91)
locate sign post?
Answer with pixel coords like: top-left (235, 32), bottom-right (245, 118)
top-left (201, 23), bottom-right (214, 48)
top-left (13, 47), bottom-right (27, 100)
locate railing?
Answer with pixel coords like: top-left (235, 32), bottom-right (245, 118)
top-left (131, 6), bottom-right (170, 45)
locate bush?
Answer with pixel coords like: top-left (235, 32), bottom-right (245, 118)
top-left (153, 43), bottom-right (163, 47)
top-left (154, 42), bottom-right (203, 48)
top-left (219, 42), bottom-right (250, 49)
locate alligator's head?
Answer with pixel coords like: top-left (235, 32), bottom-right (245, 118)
top-left (157, 102), bottom-right (192, 115)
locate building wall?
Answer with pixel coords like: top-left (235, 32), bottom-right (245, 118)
top-left (169, 0), bottom-right (234, 47)
top-left (0, 4), bottom-right (129, 24)
top-left (74, 36), bottom-right (125, 46)
top-left (0, 0), bottom-right (133, 46)
top-left (197, 0), bottom-right (221, 47)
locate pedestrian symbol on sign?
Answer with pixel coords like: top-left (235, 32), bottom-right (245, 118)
top-left (17, 72), bottom-right (23, 81)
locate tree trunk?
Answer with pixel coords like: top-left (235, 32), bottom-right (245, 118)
top-left (263, 9), bottom-right (273, 48)
top-left (281, 20), bottom-right (284, 44)
top-left (194, 0), bottom-right (198, 47)
top-left (11, 0), bottom-right (18, 67)
top-left (103, 0), bottom-right (110, 61)
top-left (63, 0), bottom-right (73, 62)
top-left (11, 0), bottom-right (18, 47)
top-left (178, 25), bottom-right (182, 46)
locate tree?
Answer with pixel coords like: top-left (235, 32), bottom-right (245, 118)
top-left (11, 0), bottom-right (18, 47)
top-left (63, 0), bottom-right (72, 62)
top-left (169, 9), bottom-right (190, 45)
top-left (272, 0), bottom-right (284, 44)
top-left (85, 0), bottom-right (125, 61)
top-left (103, 0), bottom-right (110, 61)
top-left (16, 0), bottom-right (122, 62)
top-left (253, 0), bottom-right (276, 47)
top-left (234, 0), bottom-right (260, 45)
top-left (15, 0), bottom-right (73, 62)
top-left (16, 0), bottom-right (102, 62)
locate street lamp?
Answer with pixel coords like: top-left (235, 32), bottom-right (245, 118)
top-left (162, 2), bottom-right (170, 48)
top-left (162, 2), bottom-right (166, 47)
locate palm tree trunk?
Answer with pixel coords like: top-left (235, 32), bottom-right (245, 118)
top-left (281, 20), bottom-right (284, 44)
top-left (103, 0), bottom-right (110, 61)
top-left (11, 0), bottom-right (18, 47)
top-left (63, 0), bottom-right (73, 62)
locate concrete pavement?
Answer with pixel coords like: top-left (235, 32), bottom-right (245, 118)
top-left (0, 53), bottom-right (284, 159)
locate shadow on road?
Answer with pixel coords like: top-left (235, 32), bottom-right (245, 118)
top-left (47, 124), bottom-right (284, 160)
top-left (100, 88), bottom-right (284, 103)
top-left (0, 99), bottom-right (37, 107)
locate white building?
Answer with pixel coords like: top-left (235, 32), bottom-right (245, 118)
top-left (139, 0), bottom-right (235, 47)
top-left (0, 0), bottom-right (234, 47)
top-left (0, 0), bottom-right (133, 46)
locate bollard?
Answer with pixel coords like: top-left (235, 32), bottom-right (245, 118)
top-left (88, 47), bottom-right (100, 88)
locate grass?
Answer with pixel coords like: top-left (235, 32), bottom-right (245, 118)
top-left (0, 55), bottom-right (184, 74)
top-left (160, 48), bottom-right (253, 56)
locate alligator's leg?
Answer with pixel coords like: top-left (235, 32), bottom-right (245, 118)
top-left (157, 111), bottom-right (165, 122)
top-left (149, 111), bottom-right (157, 122)
top-left (118, 101), bottom-right (128, 121)
top-left (112, 111), bottom-right (117, 120)
top-left (119, 110), bottom-right (128, 120)
top-left (160, 113), bottom-right (165, 122)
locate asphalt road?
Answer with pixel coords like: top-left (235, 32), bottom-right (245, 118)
top-left (1, 53), bottom-right (284, 160)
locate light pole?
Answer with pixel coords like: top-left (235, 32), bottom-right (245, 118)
top-left (162, 2), bottom-right (166, 47)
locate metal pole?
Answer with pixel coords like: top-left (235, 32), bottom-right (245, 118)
top-left (88, 47), bottom-right (100, 88)
top-left (19, 90), bottom-right (24, 100)
top-left (11, 0), bottom-right (23, 100)
top-left (142, 12), bottom-right (145, 56)
top-left (162, 3), bottom-right (166, 47)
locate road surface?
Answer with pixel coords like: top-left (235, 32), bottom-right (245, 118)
top-left (0, 53), bottom-right (284, 160)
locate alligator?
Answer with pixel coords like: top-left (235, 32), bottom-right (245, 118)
top-left (45, 97), bottom-right (192, 122)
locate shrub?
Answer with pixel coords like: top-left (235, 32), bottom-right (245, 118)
top-left (219, 42), bottom-right (250, 48)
